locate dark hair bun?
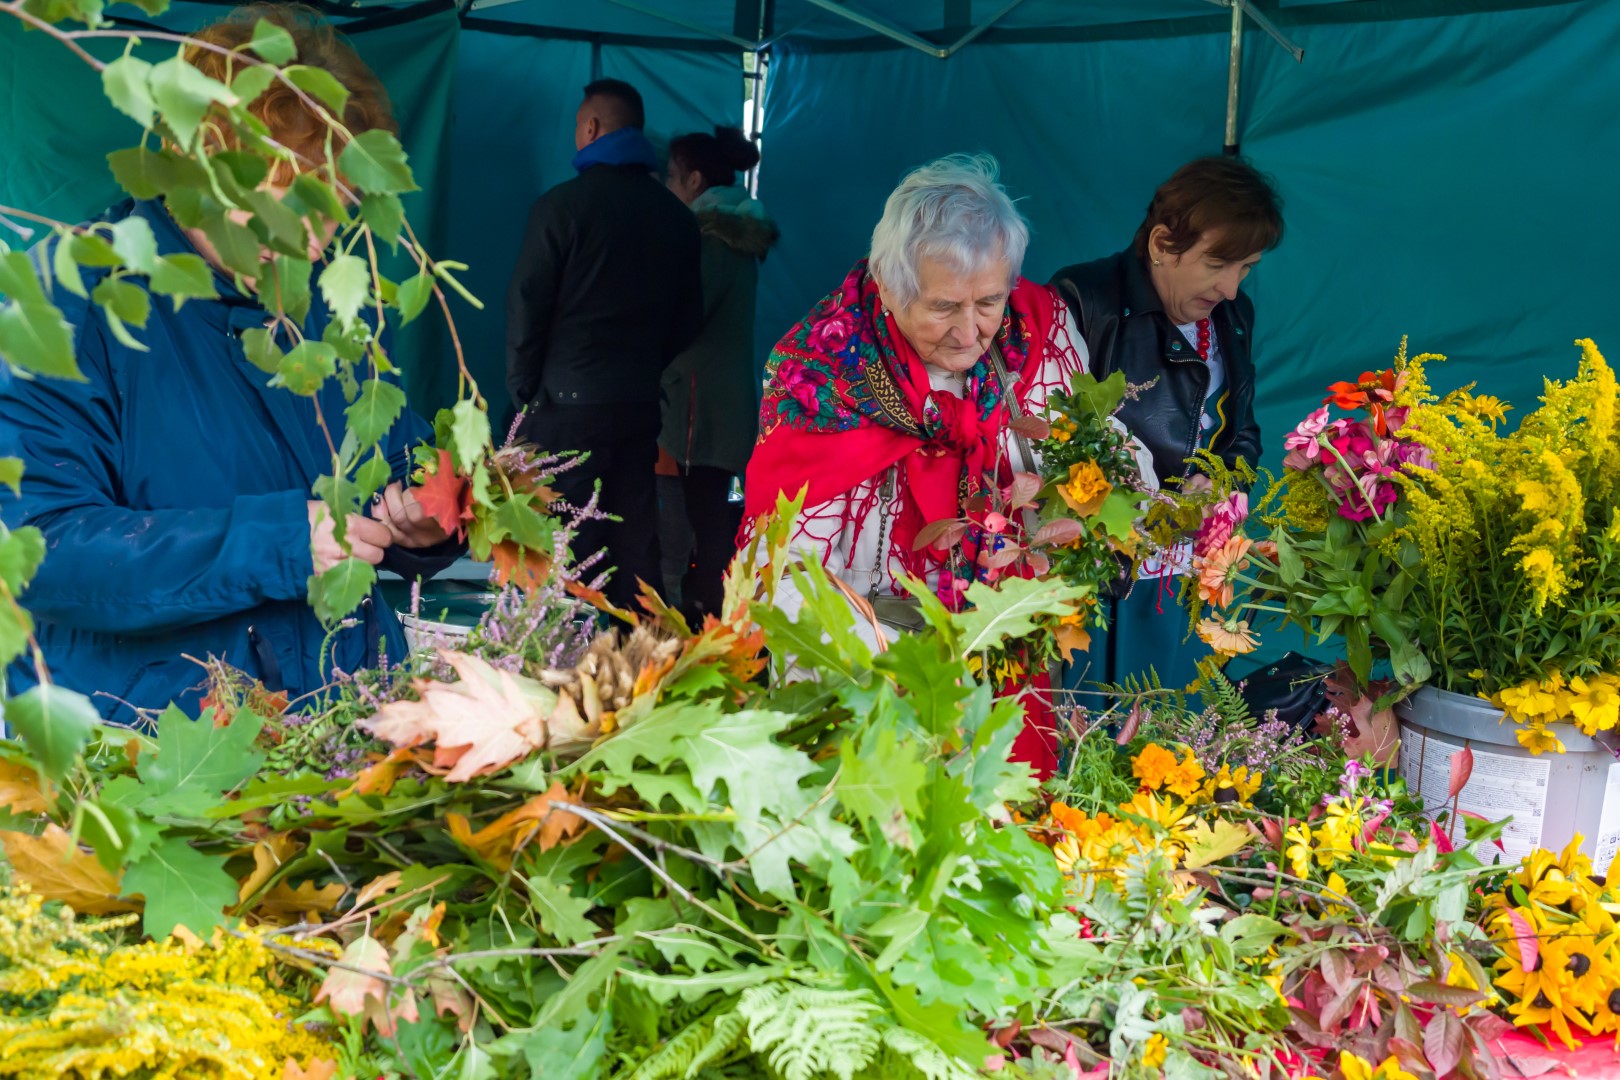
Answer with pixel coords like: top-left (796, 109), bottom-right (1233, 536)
top-left (713, 125), bottom-right (760, 172)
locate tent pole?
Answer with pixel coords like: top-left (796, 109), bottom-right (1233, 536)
top-left (944, 0), bottom-right (1028, 58)
top-left (1223, 0), bottom-right (1243, 156)
top-left (801, 0), bottom-right (946, 59)
top-left (596, 0), bottom-right (755, 48)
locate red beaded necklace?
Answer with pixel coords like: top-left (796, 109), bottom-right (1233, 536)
top-left (1195, 318), bottom-right (1212, 361)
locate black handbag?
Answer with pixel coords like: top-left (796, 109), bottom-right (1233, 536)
top-left (1237, 651), bottom-right (1336, 732)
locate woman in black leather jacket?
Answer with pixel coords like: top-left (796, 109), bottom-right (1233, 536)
top-left (1050, 156), bottom-right (1284, 688)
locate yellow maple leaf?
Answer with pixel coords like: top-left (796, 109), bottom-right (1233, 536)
top-left (1180, 817), bottom-right (1256, 870)
top-left (0, 825), bottom-right (137, 914)
top-left (0, 760), bottom-right (48, 814)
top-left (237, 833), bottom-right (303, 903)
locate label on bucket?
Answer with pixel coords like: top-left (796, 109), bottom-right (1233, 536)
top-left (1399, 724), bottom-right (1548, 866)
top-left (1594, 764), bottom-right (1620, 876)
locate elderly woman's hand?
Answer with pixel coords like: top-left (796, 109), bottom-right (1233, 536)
top-left (371, 481), bottom-right (452, 549)
top-left (308, 501), bottom-right (394, 573)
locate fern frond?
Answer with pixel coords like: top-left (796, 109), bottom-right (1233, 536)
top-left (685, 1009), bottom-right (748, 1078)
top-left (738, 983), bottom-right (884, 1080)
top-left (627, 998), bottom-right (748, 1080)
top-left (1192, 659), bottom-right (1253, 726)
top-left (879, 1028), bottom-right (979, 1080)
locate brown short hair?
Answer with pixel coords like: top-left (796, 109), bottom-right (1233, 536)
top-left (186, 3), bottom-right (396, 185)
top-left (1132, 156), bottom-right (1284, 262)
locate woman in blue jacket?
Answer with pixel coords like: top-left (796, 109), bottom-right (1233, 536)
top-left (0, 6), bottom-right (458, 725)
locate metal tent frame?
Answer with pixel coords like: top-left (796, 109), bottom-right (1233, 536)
top-left (460, 0), bottom-right (1306, 154)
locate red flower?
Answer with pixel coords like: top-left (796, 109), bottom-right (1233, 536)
top-left (1324, 368), bottom-right (1404, 436)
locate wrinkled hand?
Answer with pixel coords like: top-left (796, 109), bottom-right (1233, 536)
top-left (308, 501), bottom-right (394, 573)
top-left (371, 481), bottom-right (451, 549)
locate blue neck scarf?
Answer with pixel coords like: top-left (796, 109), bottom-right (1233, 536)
top-left (572, 127), bottom-right (659, 174)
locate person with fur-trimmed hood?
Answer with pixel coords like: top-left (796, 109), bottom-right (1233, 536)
top-left (658, 126), bottom-right (780, 621)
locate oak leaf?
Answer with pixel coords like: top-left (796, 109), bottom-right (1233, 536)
top-left (414, 448), bottom-right (473, 539)
top-left (0, 760), bottom-right (48, 814)
top-left (254, 879), bottom-right (348, 923)
top-left (1054, 620), bottom-right (1091, 659)
top-left (0, 825), bottom-right (136, 914)
top-left (236, 833), bottom-right (302, 903)
top-left (353, 870), bottom-right (404, 909)
top-left (348, 746), bottom-right (429, 798)
top-left (445, 782), bottom-right (585, 871)
top-left (1324, 674), bottom-right (1400, 766)
top-left (361, 651), bottom-right (557, 782)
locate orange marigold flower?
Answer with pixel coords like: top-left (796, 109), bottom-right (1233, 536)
top-left (1131, 743), bottom-right (1179, 791)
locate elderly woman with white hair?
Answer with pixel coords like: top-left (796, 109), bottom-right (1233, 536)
top-left (742, 153), bottom-right (1089, 777)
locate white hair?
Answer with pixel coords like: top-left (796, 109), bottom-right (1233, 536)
top-left (867, 153), bottom-right (1029, 310)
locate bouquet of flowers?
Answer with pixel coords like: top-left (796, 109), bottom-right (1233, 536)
top-left (1180, 342), bottom-right (1438, 696)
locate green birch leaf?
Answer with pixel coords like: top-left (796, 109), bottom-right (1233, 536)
top-left (51, 234), bottom-right (88, 299)
top-left (122, 838), bottom-right (236, 939)
top-left (395, 271), bottom-right (434, 325)
top-left (285, 64), bottom-right (350, 114)
top-left (199, 215), bottom-right (262, 279)
top-left (240, 327), bottom-right (281, 374)
top-left (339, 129), bottom-right (418, 194)
top-left (355, 449), bottom-right (392, 499)
top-left (359, 193), bottom-right (404, 246)
top-left (148, 56), bottom-right (237, 150)
top-left (287, 173), bottom-right (349, 225)
top-left (274, 340), bottom-right (336, 395)
top-left (248, 18), bottom-right (297, 64)
top-left (346, 378), bottom-right (406, 448)
top-left (0, 458), bottom-right (24, 496)
top-left (148, 254), bottom-right (219, 308)
top-left (309, 556), bottom-right (376, 624)
top-left (101, 54), bottom-right (155, 127)
top-left (448, 398), bottom-right (490, 473)
top-left (92, 278), bottom-right (151, 338)
top-left (231, 64), bottom-right (277, 107)
top-left (5, 683), bottom-right (99, 783)
top-left (0, 523), bottom-right (46, 592)
top-left (319, 253), bottom-right (370, 329)
top-left (0, 253), bottom-right (81, 380)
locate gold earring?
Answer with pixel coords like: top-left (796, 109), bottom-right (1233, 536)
top-left (1152, 258), bottom-right (1163, 267)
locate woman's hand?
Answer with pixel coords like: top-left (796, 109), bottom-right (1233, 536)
top-left (308, 501), bottom-right (395, 573)
top-left (370, 481), bottom-right (452, 549)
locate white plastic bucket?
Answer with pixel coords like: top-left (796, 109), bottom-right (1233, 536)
top-left (1396, 686), bottom-right (1620, 872)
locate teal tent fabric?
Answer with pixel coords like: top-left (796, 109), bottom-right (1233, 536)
top-left (0, 5), bottom-right (460, 414)
top-left (757, 0), bottom-right (1620, 474)
top-left (446, 31), bottom-right (743, 426)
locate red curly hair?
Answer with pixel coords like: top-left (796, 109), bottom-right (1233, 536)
top-left (185, 3), bottom-right (396, 185)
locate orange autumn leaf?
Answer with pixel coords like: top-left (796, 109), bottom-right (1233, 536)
top-left (362, 652), bottom-right (556, 782)
top-left (564, 579), bottom-right (639, 626)
top-left (0, 760), bottom-right (49, 814)
top-left (491, 540), bottom-right (553, 592)
top-left (446, 781), bottom-right (584, 871)
top-left (1054, 620), bottom-right (1091, 659)
top-left (283, 1059), bottom-right (338, 1080)
top-left (237, 833), bottom-right (303, 904)
top-left (348, 746), bottom-right (430, 798)
top-left (0, 825), bottom-right (136, 915)
top-left (353, 870), bottom-right (404, 910)
top-left (254, 879), bottom-right (348, 923)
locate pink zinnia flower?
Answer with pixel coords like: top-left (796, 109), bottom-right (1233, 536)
top-left (1282, 407), bottom-right (1332, 464)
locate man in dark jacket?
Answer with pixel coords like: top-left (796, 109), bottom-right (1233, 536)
top-left (506, 79), bottom-right (703, 608)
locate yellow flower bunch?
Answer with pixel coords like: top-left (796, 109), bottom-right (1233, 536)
top-left (1050, 417), bottom-right (1077, 443)
top-left (1046, 802), bottom-right (1157, 881)
top-left (1397, 339), bottom-right (1620, 720)
top-left (1058, 459), bottom-right (1112, 515)
top-left (0, 885), bottom-right (331, 1079)
top-left (1338, 1051), bottom-right (1419, 1080)
top-left (1492, 670), bottom-right (1620, 749)
top-left (1487, 835), bottom-right (1620, 1049)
